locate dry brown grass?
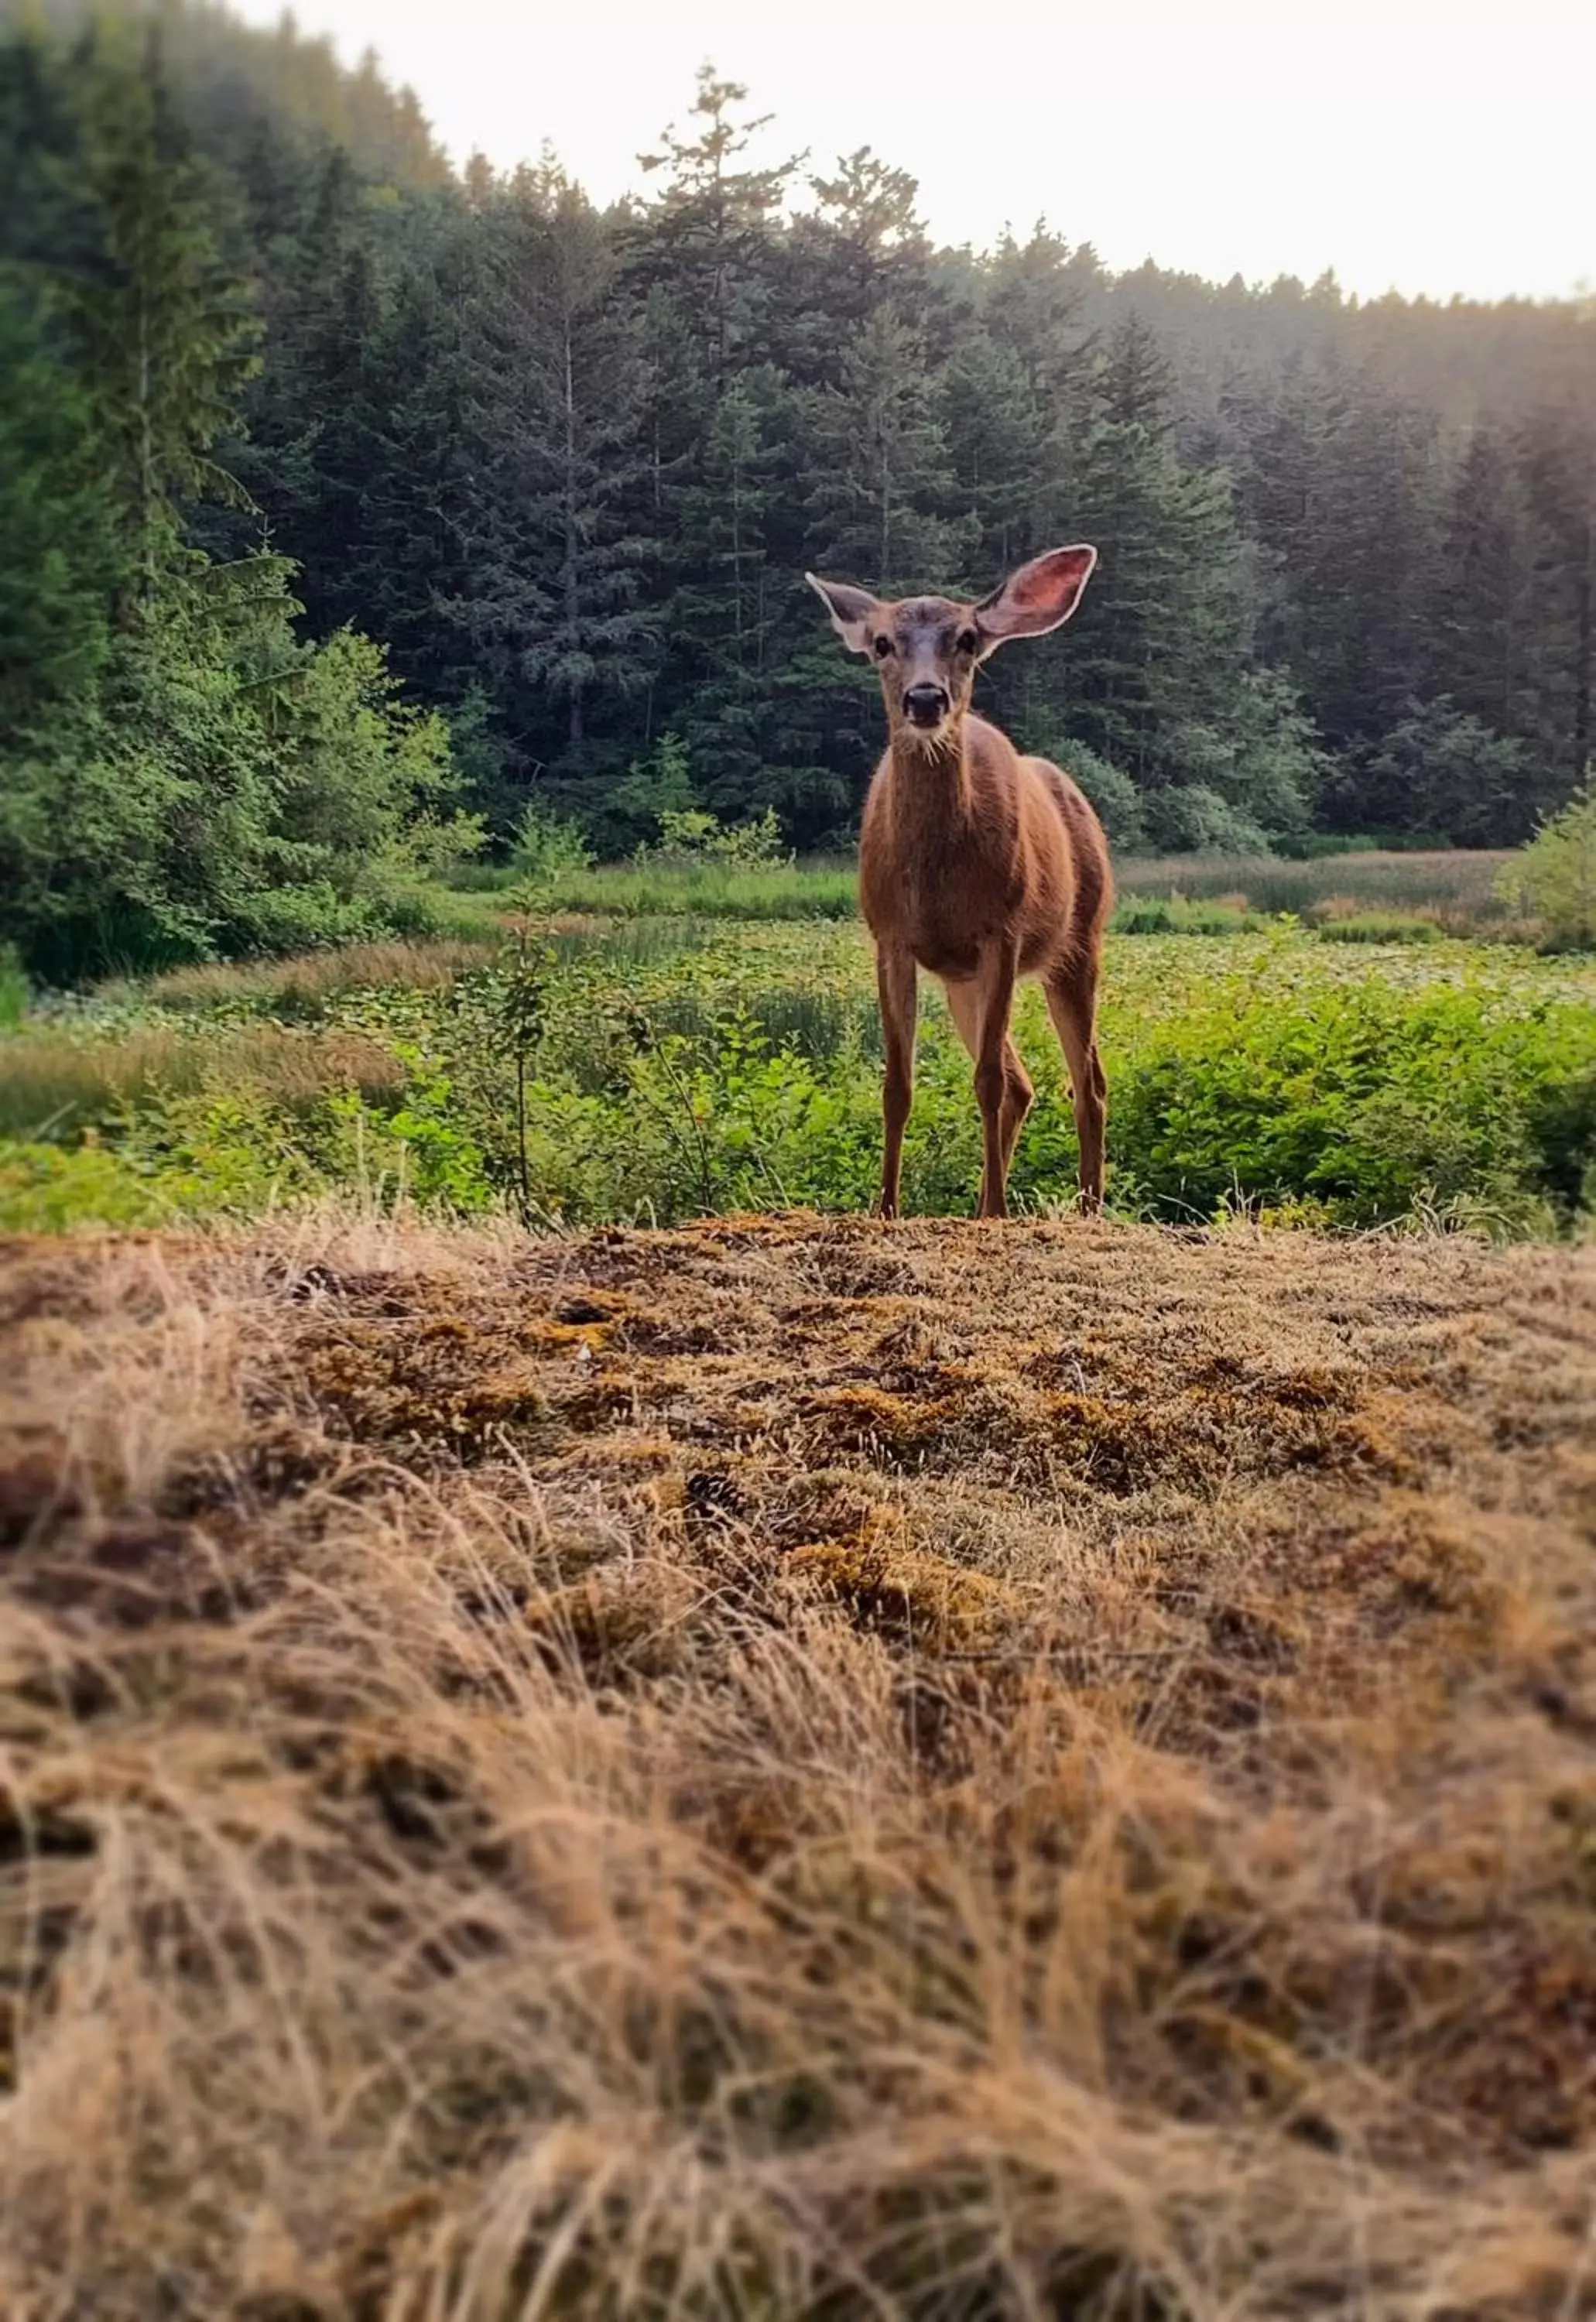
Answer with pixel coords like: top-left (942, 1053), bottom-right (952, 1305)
top-left (100, 939), bottom-right (502, 1015)
top-left (2, 1208), bottom-right (1594, 2319)
top-left (0, 1023), bottom-right (407, 1139)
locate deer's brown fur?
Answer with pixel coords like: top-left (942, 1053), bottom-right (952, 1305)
top-left (807, 546), bottom-right (1111, 1220)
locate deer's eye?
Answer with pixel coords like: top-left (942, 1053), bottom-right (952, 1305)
top-left (873, 634), bottom-right (895, 659)
top-left (956, 628), bottom-right (979, 656)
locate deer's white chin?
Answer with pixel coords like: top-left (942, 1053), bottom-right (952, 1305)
top-left (899, 718), bottom-right (957, 762)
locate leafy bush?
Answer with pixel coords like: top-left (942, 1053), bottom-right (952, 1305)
top-left (1144, 783), bottom-right (1275, 856)
top-left (0, 1140), bottom-right (166, 1231)
top-left (1498, 776), bottom-right (1596, 950)
top-left (1054, 743), bottom-right (1147, 849)
top-left (1357, 700), bottom-right (1535, 848)
top-left (655, 804), bottom-right (787, 865)
top-left (2, 578), bottom-right (483, 980)
top-left (1163, 669), bottom-right (1326, 841)
top-left (511, 803), bottom-right (595, 899)
top-left (601, 731), bottom-right (699, 856)
top-left (0, 87), bottom-right (481, 986)
top-left (1108, 966), bottom-right (1593, 1231)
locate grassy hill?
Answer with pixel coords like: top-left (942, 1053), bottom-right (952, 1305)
top-left (3, 1207), bottom-right (1594, 2317)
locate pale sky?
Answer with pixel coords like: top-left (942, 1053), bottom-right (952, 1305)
top-left (232, 0), bottom-right (1594, 303)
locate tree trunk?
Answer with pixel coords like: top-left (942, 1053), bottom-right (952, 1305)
top-left (563, 312), bottom-right (582, 749)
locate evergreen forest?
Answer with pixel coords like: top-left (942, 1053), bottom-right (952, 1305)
top-left (2, 0), bottom-right (1593, 977)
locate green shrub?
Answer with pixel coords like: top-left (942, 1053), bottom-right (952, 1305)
top-left (2, 580), bottom-right (484, 981)
top-left (1359, 700), bottom-right (1535, 848)
top-left (1053, 744), bottom-right (1146, 849)
top-left (511, 803), bottom-right (595, 898)
top-left (604, 731), bottom-right (698, 855)
top-left (1498, 776), bottom-right (1596, 950)
top-left (1144, 783), bottom-right (1275, 856)
top-left (1108, 969), bottom-right (1592, 1231)
top-left (0, 1141), bottom-right (166, 1231)
top-left (655, 804), bottom-right (787, 866)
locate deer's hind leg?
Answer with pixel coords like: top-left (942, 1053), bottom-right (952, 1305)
top-left (943, 963), bottom-right (1032, 1218)
top-left (1043, 952), bottom-right (1108, 1214)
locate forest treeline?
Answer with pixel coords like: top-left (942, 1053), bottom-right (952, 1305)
top-left (1, 0), bottom-right (1593, 973)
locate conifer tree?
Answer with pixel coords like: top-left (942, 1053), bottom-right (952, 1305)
top-left (60, 24), bottom-right (262, 598)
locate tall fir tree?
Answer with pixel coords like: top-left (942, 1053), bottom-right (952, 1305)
top-left (58, 23), bottom-right (262, 600)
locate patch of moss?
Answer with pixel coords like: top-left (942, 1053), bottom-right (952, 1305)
top-left (782, 1518), bottom-right (1023, 1649)
top-left (797, 1382), bottom-right (964, 1460)
top-left (296, 1320), bottom-right (553, 1457)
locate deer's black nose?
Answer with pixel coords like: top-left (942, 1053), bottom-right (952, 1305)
top-left (904, 683), bottom-right (948, 725)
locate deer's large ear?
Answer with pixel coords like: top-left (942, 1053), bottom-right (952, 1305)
top-left (805, 573), bottom-right (880, 656)
top-left (973, 546), bottom-right (1097, 652)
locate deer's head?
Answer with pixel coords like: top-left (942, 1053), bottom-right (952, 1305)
top-left (805, 546), bottom-right (1098, 755)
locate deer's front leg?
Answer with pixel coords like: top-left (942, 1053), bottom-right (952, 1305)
top-left (973, 943), bottom-right (1019, 1220)
top-left (875, 944), bottom-right (916, 1220)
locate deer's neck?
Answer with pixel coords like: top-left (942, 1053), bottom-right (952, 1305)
top-left (889, 724), bottom-right (975, 828)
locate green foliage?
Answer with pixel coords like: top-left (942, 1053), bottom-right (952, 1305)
top-left (606, 732), bottom-right (699, 854)
top-left (0, 564), bottom-right (481, 978)
top-left (654, 805), bottom-right (786, 865)
top-left (1143, 783), bottom-right (1275, 856)
top-left (0, 29), bottom-right (478, 981)
top-left (1316, 911), bottom-right (1442, 945)
top-left (1107, 957), bottom-right (1594, 1232)
top-left (0, 1140), bottom-right (167, 1231)
top-left (1024, 738), bottom-right (1146, 850)
top-left (6, 921), bottom-right (1592, 1238)
top-left (0, 949), bottom-right (27, 1032)
top-left (1498, 776), bottom-right (1596, 950)
top-left (1358, 700), bottom-right (1536, 848)
top-left (510, 803), bottom-right (596, 899)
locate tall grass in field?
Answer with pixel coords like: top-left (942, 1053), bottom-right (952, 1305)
top-left (457, 855), bottom-right (861, 920)
top-left (1117, 848), bottom-right (1519, 926)
top-left (0, 1022), bottom-right (406, 1142)
top-left (449, 847), bottom-right (1527, 937)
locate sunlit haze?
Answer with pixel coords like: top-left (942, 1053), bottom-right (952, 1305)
top-left (226, 0), bottom-right (1592, 303)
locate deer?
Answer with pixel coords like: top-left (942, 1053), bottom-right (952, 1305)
top-left (806, 546), bottom-right (1111, 1222)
